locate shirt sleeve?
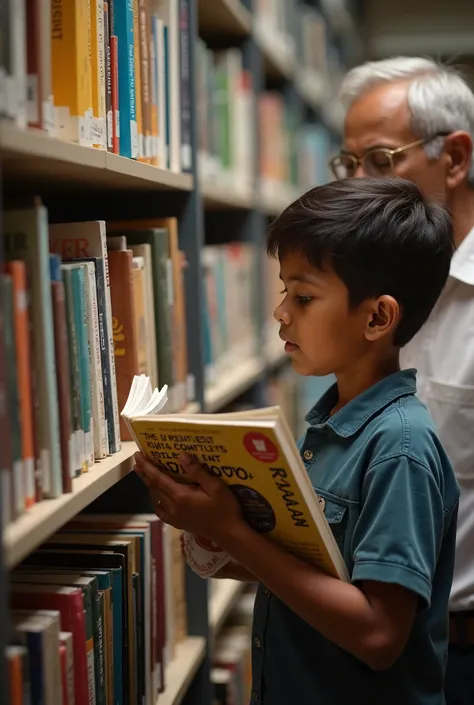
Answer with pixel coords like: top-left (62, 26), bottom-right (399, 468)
top-left (351, 454), bottom-right (445, 607)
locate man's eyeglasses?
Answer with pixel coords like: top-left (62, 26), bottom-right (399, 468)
top-left (329, 133), bottom-right (451, 180)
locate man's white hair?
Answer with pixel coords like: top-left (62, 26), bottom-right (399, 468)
top-left (340, 57), bottom-right (474, 186)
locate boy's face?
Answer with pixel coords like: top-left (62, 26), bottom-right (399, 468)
top-left (274, 252), bottom-right (371, 376)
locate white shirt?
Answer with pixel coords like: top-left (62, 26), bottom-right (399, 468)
top-left (401, 225), bottom-right (474, 611)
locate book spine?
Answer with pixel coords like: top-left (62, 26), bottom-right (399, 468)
top-left (93, 259), bottom-right (113, 455)
top-left (108, 250), bottom-right (139, 441)
top-left (7, 260), bottom-right (36, 508)
top-left (150, 13), bottom-right (158, 167)
top-left (1, 275), bottom-right (24, 519)
top-left (84, 262), bottom-right (109, 459)
top-left (51, 0), bottom-right (91, 144)
top-left (133, 0), bottom-right (144, 161)
top-left (72, 266), bottom-right (93, 470)
top-left (162, 24), bottom-right (170, 169)
top-left (178, 0), bottom-right (191, 173)
top-left (50, 277), bottom-right (74, 492)
top-left (115, 0), bottom-right (138, 159)
top-left (90, 0), bottom-right (107, 148)
top-left (138, 0), bottom-right (152, 163)
top-left (7, 0), bottom-right (27, 127)
top-left (62, 266), bottom-right (84, 476)
top-left (110, 34), bottom-right (120, 154)
top-left (104, 1), bottom-right (113, 152)
top-left (156, 18), bottom-right (166, 169)
top-left (26, 0), bottom-right (41, 128)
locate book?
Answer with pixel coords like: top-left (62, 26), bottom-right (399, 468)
top-left (6, 645), bottom-right (30, 705)
top-left (115, 0), bottom-right (138, 159)
top-left (5, 202), bottom-right (62, 499)
top-left (122, 375), bottom-right (348, 581)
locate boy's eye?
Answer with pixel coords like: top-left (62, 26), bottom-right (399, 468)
top-left (297, 296), bottom-right (312, 305)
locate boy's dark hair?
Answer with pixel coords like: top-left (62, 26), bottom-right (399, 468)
top-left (266, 176), bottom-right (454, 347)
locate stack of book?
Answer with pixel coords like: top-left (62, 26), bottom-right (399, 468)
top-left (7, 514), bottom-right (188, 705)
top-left (1, 0), bottom-right (191, 172)
top-left (196, 41), bottom-right (254, 196)
top-left (201, 243), bottom-right (258, 386)
top-left (1, 204), bottom-right (192, 525)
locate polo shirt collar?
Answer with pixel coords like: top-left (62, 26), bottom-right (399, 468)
top-left (450, 225), bottom-right (474, 286)
top-left (305, 369), bottom-right (417, 438)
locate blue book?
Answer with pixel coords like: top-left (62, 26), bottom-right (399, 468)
top-left (115, 0), bottom-right (138, 159)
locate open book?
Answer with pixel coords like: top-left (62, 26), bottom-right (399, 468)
top-left (122, 375), bottom-right (348, 581)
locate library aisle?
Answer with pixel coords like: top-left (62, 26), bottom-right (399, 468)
top-left (0, 0), bottom-right (358, 703)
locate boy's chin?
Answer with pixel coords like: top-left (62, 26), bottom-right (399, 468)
top-left (290, 357), bottom-right (332, 377)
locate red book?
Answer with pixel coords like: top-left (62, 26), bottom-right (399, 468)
top-left (10, 584), bottom-right (88, 705)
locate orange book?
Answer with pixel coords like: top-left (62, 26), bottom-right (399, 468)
top-left (7, 646), bottom-right (27, 705)
top-left (108, 249), bottom-right (140, 439)
top-left (7, 261), bottom-right (36, 508)
top-left (106, 217), bottom-right (189, 408)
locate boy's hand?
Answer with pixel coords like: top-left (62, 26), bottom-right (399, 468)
top-left (133, 451), bottom-right (244, 542)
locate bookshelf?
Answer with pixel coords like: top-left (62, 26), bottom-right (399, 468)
top-left (0, 0), bottom-right (357, 703)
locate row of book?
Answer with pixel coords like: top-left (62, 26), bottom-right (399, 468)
top-left (255, 0), bottom-right (329, 75)
top-left (259, 93), bottom-right (333, 203)
top-left (2, 0), bottom-right (190, 170)
top-left (1, 205), bottom-right (192, 522)
top-left (196, 43), bottom-right (254, 196)
top-left (210, 585), bottom-right (256, 705)
top-left (6, 514), bottom-right (187, 705)
top-left (202, 243), bottom-right (258, 386)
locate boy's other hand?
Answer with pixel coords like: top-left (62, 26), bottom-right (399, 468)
top-left (133, 451), bottom-right (244, 542)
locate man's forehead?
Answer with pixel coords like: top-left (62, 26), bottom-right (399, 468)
top-left (343, 81), bottom-right (414, 148)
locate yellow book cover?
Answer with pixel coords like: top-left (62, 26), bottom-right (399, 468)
top-left (122, 376), bottom-right (348, 581)
top-left (51, 0), bottom-right (92, 144)
top-left (90, 0), bottom-right (107, 148)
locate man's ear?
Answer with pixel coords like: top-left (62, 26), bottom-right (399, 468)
top-left (365, 296), bottom-right (400, 342)
top-left (445, 131), bottom-right (472, 189)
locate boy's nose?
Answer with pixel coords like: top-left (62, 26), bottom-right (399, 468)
top-left (274, 303), bottom-right (290, 325)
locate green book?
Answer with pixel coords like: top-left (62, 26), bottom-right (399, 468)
top-left (4, 202), bottom-right (62, 498)
top-left (63, 264), bottom-right (92, 469)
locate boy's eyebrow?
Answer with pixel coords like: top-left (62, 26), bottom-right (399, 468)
top-left (279, 273), bottom-right (322, 285)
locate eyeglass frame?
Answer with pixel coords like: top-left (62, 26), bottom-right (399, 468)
top-left (329, 132), bottom-right (452, 180)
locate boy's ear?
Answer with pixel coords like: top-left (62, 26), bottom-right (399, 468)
top-left (364, 296), bottom-right (400, 342)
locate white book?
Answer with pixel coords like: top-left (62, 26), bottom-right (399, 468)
top-left (154, 0), bottom-right (181, 172)
top-left (82, 261), bottom-right (109, 459)
top-left (91, 0), bottom-right (107, 148)
top-left (8, 0), bottom-right (27, 127)
top-left (60, 632), bottom-right (76, 705)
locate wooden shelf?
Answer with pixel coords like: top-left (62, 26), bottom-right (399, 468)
top-left (160, 637), bottom-right (206, 705)
top-left (258, 182), bottom-right (300, 218)
top-left (0, 121), bottom-right (193, 192)
top-left (209, 579), bottom-right (245, 639)
top-left (205, 356), bottom-right (265, 412)
top-left (3, 442), bottom-right (137, 569)
top-left (202, 180), bottom-right (255, 210)
top-left (198, 0), bottom-right (251, 37)
top-left (254, 21), bottom-right (296, 82)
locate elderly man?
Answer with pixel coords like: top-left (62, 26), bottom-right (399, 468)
top-left (330, 57), bottom-right (474, 705)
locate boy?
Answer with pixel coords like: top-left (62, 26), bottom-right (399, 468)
top-left (135, 176), bottom-right (460, 705)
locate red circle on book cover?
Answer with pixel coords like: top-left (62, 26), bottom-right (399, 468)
top-left (195, 535), bottom-right (225, 553)
top-left (243, 432), bottom-right (279, 463)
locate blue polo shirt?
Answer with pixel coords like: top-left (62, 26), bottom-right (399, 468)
top-left (251, 369), bottom-right (459, 705)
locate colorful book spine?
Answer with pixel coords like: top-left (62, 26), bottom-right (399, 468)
top-left (115, 0), bottom-right (138, 158)
top-left (4, 204), bottom-right (62, 499)
top-left (7, 260), bottom-right (36, 508)
top-left (49, 254), bottom-right (74, 492)
top-left (178, 0), bottom-right (191, 172)
top-left (51, 0), bottom-right (93, 145)
top-left (90, 0), bottom-right (107, 149)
